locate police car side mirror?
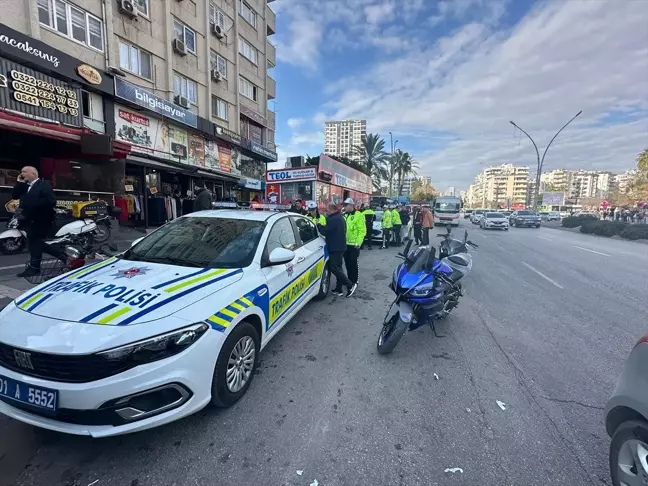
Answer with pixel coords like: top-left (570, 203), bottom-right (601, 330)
top-left (268, 247), bottom-right (295, 266)
top-left (131, 237), bottom-right (144, 247)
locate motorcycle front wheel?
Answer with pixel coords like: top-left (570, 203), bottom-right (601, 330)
top-left (93, 222), bottom-right (111, 243)
top-left (0, 237), bottom-right (26, 255)
top-left (377, 305), bottom-right (409, 355)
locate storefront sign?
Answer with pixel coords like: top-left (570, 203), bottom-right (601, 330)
top-left (115, 105), bottom-right (166, 156)
top-left (205, 139), bottom-right (220, 170)
top-left (249, 141), bottom-right (277, 161)
top-left (218, 144), bottom-right (232, 172)
top-left (0, 56), bottom-right (82, 126)
top-left (0, 24), bottom-right (114, 95)
top-left (215, 125), bottom-right (242, 145)
top-left (267, 167), bottom-right (317, 182)
top-left (240, 104), bottom-right (267, 127)
top-left (168, 126), bottom-right (188, 160)
top-left (242, 178), bottom-right (262, 190)
top-left (115, 78), bottom-right (198, 129)
top-left (230, 148), bottom-right (241, 175)
top-left (76, 64), bottom-right (102, 85)
top-left (188, 134), bottom-right (205, 167)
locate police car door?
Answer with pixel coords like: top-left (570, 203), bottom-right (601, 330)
top-left (262, 216), bottom-right (303, 339)
top-left (291, 215), bottom-right (324, 296)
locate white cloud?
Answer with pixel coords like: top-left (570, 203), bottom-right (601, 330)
top-left (364, 2), bottom-right (394, 25)
top-left (315, 0), bottom-right (648, 188)
top-left (287, 118), bottom-right (304, 129)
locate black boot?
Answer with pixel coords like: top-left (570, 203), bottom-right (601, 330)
top-left (17, 266), bottom-right (40, 278)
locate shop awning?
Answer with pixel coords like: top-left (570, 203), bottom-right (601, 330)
top-left (127, 155), bottom-right (241, 182)
top-left (0, 110), bottom-right (131, 158)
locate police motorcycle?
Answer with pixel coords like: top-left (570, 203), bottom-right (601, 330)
top-left (377, 238), bottom-right (478, 355)
top-left (437, 225), bottom-right (471, 259)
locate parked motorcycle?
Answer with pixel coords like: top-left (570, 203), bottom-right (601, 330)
top-left (377, 238), bottom-right (478, 355)
top-left (437, 225), bottom-right (471, 259)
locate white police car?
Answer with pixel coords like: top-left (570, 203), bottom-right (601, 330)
top-left (0, 209), bottom-right (330, 436)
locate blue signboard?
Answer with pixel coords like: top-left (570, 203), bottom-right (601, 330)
top-left (114, 77), bottom-right (197, 129)
top-left (248, 140), bottom-right (277, 161)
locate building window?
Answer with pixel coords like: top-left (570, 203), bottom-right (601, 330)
top-left (210, 51), bottom-right (227, 78)
top-left (212, 97), bottom-right (228, 120)
top-left (238, 0), bottom-right (257, 28)
top-left (210, 2), bottom-right (226, 29)
top-left (238, 37), bottom-right (258, 64)
top-left (238, 76), bottom-right (258, 101)
top-left (119, 40), bottom-right (152, 79)
top-left (38, 0), bottom-right (104, 51)
top-left (173, 20), bottom-right (196, 54)
top-left (134, 0), bottom-right (149, 16)
top-left (173, 73), bottom-right (197, 104)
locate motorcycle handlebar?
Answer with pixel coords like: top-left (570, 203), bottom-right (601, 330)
top-left (467, 241), bottom-right (479, 249)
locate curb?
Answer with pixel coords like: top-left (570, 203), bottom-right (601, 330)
top-left (543, 224), bottom-right (648, 245)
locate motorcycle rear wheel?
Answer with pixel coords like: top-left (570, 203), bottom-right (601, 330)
top-left (377, 313), bottom-right (409, 355)
top-left (0, 237), bottom-right (25, 255)
top-left (93, 223), bottom-right (111, 243)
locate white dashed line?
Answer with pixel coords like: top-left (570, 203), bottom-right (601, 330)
top-left (574, 246), bottom-right (610, 257)
top-left (537, 236), bottom-right (553, 241)
top-left (521, 262), bottom-right (564, 289)
top-left (0, 264), bottom-right (25, 270)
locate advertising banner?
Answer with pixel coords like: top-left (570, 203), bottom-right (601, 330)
top-left (115, 105), bottom-right (168, 156)
top-left (249, 141), bottom-right (278, 161)
top-left (0, 56), bottom-right (82, 126)
top-left (188, 133), bottom-right (205, 167)
top-left (218, 144), bottom-right (232, 173)
top-left (317, 154), bottom-right (372, 194)
top-left (266, 183), bottom-right (280, 203)
top-left (204, 139), bottom-right (220, 170)
top-left (266, 167), bottom-right (317, 182)
top-left (230, 148), bottom-right (241, 175)
top-left (542, 192), bottom-right (564, 206)
top-left (115, 77), bottom-right (197, 128)
top-left (168, 126), bottom-right (188, 160)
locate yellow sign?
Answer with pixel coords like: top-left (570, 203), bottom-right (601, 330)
top-left (76, 64), bottom-right (103, 85)
top-left (269, 259), bottom-right (324, 326)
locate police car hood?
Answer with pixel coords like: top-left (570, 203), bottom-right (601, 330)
top-left (12, 258), bottom-right (243, 326)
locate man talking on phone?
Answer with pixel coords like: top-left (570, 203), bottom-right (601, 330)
top-left (12, 166), bottom-right (57, 277)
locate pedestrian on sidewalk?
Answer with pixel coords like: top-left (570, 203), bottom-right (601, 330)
top-left (193, 181), bottom-right (213, 211)
top-left (12, 166), bottom-right (57, 277)
top-left (318, 203), bottom-right (356, 297)
top-left (421, 205), bottom-right (433, 246)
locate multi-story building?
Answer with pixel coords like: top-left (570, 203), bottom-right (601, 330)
top-left (0, 0), bottom-right (278, 226)
top-left (467, 164), bottom-right (529, 208)
top-left (541, 169), bottom-right (617, 200)
top-left (324, 119), bottom-right (367, 161)
top-left (614, 170), bottom-right (637, 194)
top-left (391, 175), bottom-right (432, 196)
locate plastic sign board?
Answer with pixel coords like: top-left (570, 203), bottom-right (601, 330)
top-left (266, 167), bottom-right (317, 182)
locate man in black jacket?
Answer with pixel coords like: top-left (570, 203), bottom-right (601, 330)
top-left (317, 203), bottom-right (357, 297)
top-left (193, 181), bottom-right (213, 211)
top-left (12, 166), bottom-right (57, 277)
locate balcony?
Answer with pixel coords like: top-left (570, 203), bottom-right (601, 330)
top-left (268, 108), bottom-right (275, 130)
top-left (267, 75), bottom-right (276, 100)
top-left (266, 6), bottom-right (276, 35)
top-left (266, 40), bottom-right (276, 67)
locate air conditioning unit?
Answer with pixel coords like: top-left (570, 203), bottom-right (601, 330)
top-left (211, 23), bottom-right (224, 39)
top-left (211, 69), bottom-right (223, 82)
top-left (174, 95), bottom-right (189, 108)
top-left (172, 38), bottom-right (187, 56)
top-left (118, 0), bottom-right (137, 18)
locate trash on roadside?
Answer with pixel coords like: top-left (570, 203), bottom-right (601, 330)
top-left (444, 467), bottom-right (464, 474)
top-left (296, 470), bottom-right (303, 476)
top-left (310, 480), bottom-right (319, 486)
top-left (496, 400), bottom-right (506, 411)
top-left (433, 373), bottom-right (439, 380)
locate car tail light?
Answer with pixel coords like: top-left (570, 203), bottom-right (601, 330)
top-left (635, 333), bottom-right (648, 347)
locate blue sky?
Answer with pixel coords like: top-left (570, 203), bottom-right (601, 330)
top-left (268, 0), bottom-right (648, 191)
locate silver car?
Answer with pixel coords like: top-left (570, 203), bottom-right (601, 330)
top-left (605, 333), bottom-right (648, 486)
top-left (480, 212), bottom-right (509, 230)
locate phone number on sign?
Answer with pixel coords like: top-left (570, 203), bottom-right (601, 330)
top-left (0, 70), bottom-right (79, 117)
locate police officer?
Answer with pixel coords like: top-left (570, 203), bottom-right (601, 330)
top-left (361, 204), bottom-right (375, 250)
top-left (381, 204), bottom-right (392, 249)
top-left (391, 205), bottom-right (402, 246)
top-left (306, 200), bottom-right (326, 225)
top-left (342, 198), bottom-right (365, 286)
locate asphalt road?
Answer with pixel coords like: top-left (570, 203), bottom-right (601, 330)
top-left (4, 221), bottom-right (647, 486)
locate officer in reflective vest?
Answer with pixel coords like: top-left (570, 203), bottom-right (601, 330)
top-left (306, 200), bottom-right (326, 226)
top-left (381, 204), bottom-right (393, 249)
top-left (391, 205), bottom-right (402, 247)
top-left (360, 204), bottom-right (375, 250)
top-left (343, 198), bottom-right (366, 286)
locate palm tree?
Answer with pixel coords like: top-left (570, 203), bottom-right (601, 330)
top-left (396, 152), bottom-right (418, 196)
top-left (351, 133), bottom-right (389, 190)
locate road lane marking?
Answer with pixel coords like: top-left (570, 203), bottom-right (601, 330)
top-left (521, 262), bottom-right (564, 289)
top-left (537, 236), bottom-right (553, 241)
top-left (574, 246), bottom-right (610, 257)
top-left (0, 264), bottom-right (25, 270)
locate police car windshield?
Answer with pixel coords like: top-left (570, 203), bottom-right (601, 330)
top-left (121, 217), bottom-right (265, 269)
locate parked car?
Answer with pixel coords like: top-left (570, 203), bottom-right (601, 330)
top-left (547, 211), bottom-right (561, 221)
top-left (480, 212), bottom-right (509, 230)
top-left (463, 209), bottom-right (473, 219)
top-left (605, 332), bottom-right (648, 486)
top-left (509, 210), bottom-right (541, 228)
top-left (369, 210), bottom-right (384, 242)
top-left (470, 209), bottom-right (485, 225)
top-left (500, 211), bottom-right (512, 218)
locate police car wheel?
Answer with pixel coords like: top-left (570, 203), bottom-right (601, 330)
top-left (313, 263), bottom-right (330, 301)
top-left (210, 321), bottom-right (260, 408)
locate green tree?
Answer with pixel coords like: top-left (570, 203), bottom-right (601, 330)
top-left (411, 183), bottom-right (439, 202)
top-left (351, 133), bottom-right (389, 190)
top-left (395, 152), bottom-right (419, 196)
top-left (628, 148), bottom-right (648, 202)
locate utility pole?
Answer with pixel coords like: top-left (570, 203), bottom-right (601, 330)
top-left (510, 111), bottom-right (582, 211)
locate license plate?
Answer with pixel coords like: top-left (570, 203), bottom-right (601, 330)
top-left (440, 217), bottom-right (451, 221)
top-left (0, 374), bottom-right (58, 411)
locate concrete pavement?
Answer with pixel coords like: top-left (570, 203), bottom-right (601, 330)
top-left (2, 221), bottom-right (647, 485)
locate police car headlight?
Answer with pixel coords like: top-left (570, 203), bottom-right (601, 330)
top-left (98, 323), bottom-right (209, 364)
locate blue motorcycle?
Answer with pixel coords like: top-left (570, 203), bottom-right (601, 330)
top-left (377, 238), bottom-right (478, 355)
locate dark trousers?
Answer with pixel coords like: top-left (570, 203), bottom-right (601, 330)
top-left (27, 232), bottom-right (64, 270)
top-left (414, 225), bottom-right (422, 244)
top-left (382, 227), bottom-right (391, 248)
top-left (330, 251), bottom-right (352, 291)
top-left (344, 245), bottom-right (359, 285)
top-left (422, 227), bottom-right (430, 246)
top-left (392, 224), bottom-right (402, 246)
top-left (364, 224), bottom-right (372, 249)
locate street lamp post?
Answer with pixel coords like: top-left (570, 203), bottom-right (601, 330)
top-left (510, 111), bottom-right (582, 210)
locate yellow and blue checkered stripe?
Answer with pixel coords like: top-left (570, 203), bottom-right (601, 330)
top-left (207, 296), bottom-right (255, 332)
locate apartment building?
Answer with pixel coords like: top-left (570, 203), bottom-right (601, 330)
top-left (541, 169), bottom-right (616, 199)
top-left (466, 164), bottom-right (529, 208)
top-left (614, 170), bottom-right (637, 194)
top-left (324, 119), bottom-right (367, 161)
top-left (391, 175), bottom-right (432, 196)
top-left (1, 0), bottom-right (278, 227)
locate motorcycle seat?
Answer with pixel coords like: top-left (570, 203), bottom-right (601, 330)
top-left (448, 254), bottom-right (470, 266)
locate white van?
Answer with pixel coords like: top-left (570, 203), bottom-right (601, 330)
top-left (434, 196), bottom-right (462, 226)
